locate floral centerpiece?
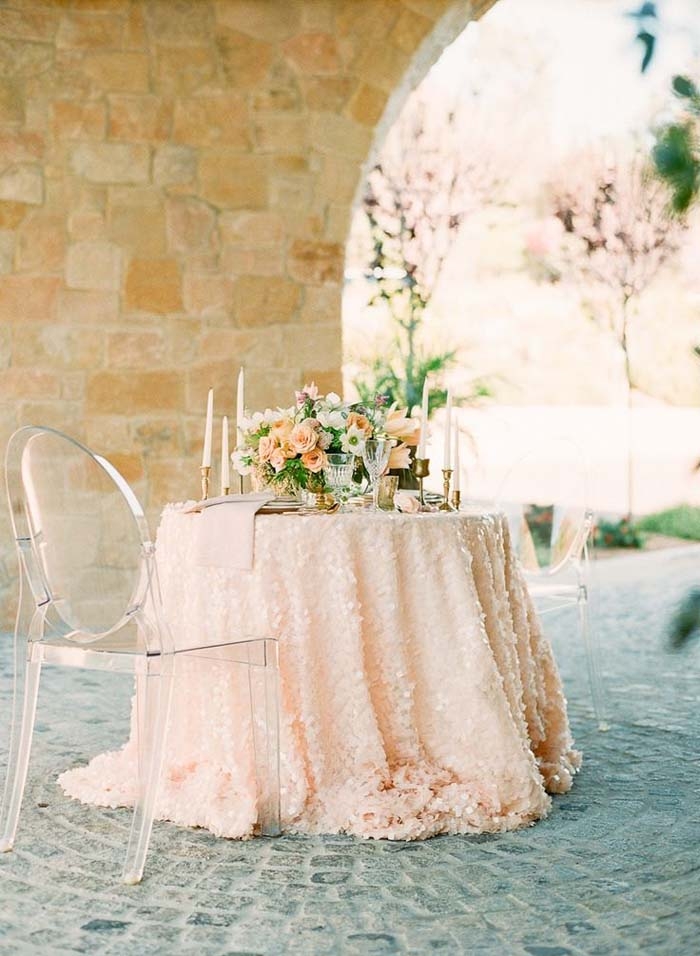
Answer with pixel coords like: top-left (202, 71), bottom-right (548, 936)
top-left (232, 383), bottom-right (419, 497)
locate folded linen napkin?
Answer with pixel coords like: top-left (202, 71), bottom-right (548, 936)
top-left (194, 493), bottom-right (273, 571)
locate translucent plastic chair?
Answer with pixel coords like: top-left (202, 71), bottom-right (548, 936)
top-left (497, 440), bottom-right (608, 731)
top-left (0, 426), bottom-right (280, 883)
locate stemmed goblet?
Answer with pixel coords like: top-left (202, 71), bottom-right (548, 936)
top-left (325, 453), bottom-right (355, 509)
top-left (362, 439), bottom-right (392, 512)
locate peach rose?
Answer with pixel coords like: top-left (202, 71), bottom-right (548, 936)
top-left (301, 448), bottom-right (327, 473)
top-left (388, 442), bottom-right (412, 471)
top-left (270, 418), bottom-right (293, 443)
top-left (290, 422), bottom-right (318, 454)
top-left (347, 412), bottom-right (373, 436)
top-left (257, 435), bottom-right (278, 463)
top-left (269, 448), bottom-right (288, 472)
top-left (386, 408), bottom-right (420, 445)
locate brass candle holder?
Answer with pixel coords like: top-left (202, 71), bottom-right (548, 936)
top-left (200, 465), bottom-right (211, 501)
top-left (451, 489), bottom-right (461, 511)
top-left (412, 457), bottom-right (430, 508)
top-left (223, 485), bottom-right (230, 496)
top-left (439, 468), bottom-right (455, 511)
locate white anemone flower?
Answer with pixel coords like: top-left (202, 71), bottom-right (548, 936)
top-left (231, 449), bottom-right (253, 476)
top-left (341, 424), bottom-right (366, 455)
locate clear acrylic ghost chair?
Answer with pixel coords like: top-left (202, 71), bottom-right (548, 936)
top-left (0, 425), bottom-right (280, 884)
top-left (497, 439), bottom-right (608, 731)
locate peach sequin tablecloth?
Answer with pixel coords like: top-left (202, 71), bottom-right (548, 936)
top-left (60, 506), bottom-right (581, 840)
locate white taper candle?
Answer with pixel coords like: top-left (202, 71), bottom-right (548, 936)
top-left (418, 378), bottom-right (429, 458)
top-left (236, 367), bottom-right (245, 438)
top-left (453, 425), bottom-right (460, 492)
top-left (443, 389), bottom-right (452, 469)
top-left (202, 388), bottom-right (213, 468)
top-left (221, 415), bottom-right (230, 493)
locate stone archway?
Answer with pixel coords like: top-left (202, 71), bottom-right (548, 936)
top-left (0, 0), bottom-right (498, 616)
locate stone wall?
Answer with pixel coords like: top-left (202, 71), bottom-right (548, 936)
top-left (0, 0), bottom-right (496, 618)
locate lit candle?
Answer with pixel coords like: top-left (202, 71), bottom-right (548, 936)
top-left (443, 389), bottom-right (452, 469)
top-left (236, 367), bottom-right (245, 439)
top-left (221, 415), bottom-right (230, 494)
top-left (202, 388), bottom-right (213, 468)
top-left (453, 425), bottom-right (460, 492)
top-left (418, 378), bottom-right (429, 458)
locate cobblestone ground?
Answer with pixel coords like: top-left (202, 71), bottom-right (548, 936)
top-left (1, 547), bottom-right (699, 956)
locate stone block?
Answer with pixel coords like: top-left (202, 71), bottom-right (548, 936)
top-left (123, 4), bottom-right (147, 50)
top-left (124, 257), bottom-right (183, 314)
top-left (85, 415), bottom-right (132, 452)
top-left (87, 370), bottom-right (183, 414)
top-left (108, 196), bottom-right (166, 257)
top-left (324, 201), bottom-right (352, 243)
top-left (281, 321), bottom-right (341, 368)
top-left (0, 275), bottom-right (60, 323)
top-left (16, 211), bottom-right (67, 272)
top-left (252, 86), bottom-right (300, 112)
top-left (107, 94), bottom-right (172, 143)
top-left (107, 329), bottom-right (167, 367)
top-left (183, 272), bottom-right (235, 316)
top-left (145, 0), bottom-right (212, 46)
top-left (12, 325), bottom-right (104, 369)
top-left (56, 12), bottom-right (123, 49)
top-left (347, 83), bottom-right (387, 127)
top-left (147, 457), bottom-right (192, 508)
top-left (51, 99), bottom-right (106, 140)
top-left (154, 45), bottom-right (217, 95)
top-left (253, 114), bottom-right (307, 152)
top-left (309, 112), bottom-right (371, 158)
top-left (172, 94), bottom-right (249, 148)
top-left (0, 231), bottom-right (13, 274)
top-left (0, 202), bottom-right (29, 229)
top-left (153, 145), bottom-right (197, 187)
top-left (0, 8), bottom-right (59, 42)
top-left (66, 239), bottom-right (121, 290)
top-left (233, 275), bottom-right (301, 327)
top-left (132, 418), bottom-right (182, 457)
top-left (71, 143), bottom-right (150, 184)
top-left (199, 151), bottom-right (268, 209)
top-left (214, 0), bottom-right (301, 42)
top-left (0, 165), bottom-right (43, 204)
top-left (83, 52), bottom-right (150, 92)
top-left (316, 154), bottom-right (361, 203)
top-left (283, 33), bottom-right (340, 75)
top-left (300, 284), bottom-right (342, 324)
top-left (106, 451), bottom-right (144, 483)
top-left (288, 239), bottom-right (343, 285)
top-left (301, 367), bottom-right (343, 396)
top-left (221, 246), bottom-right (284, 277)
top-left (390, 8), bottom-right (433, 53)
top-left (0, 367), bottom-right (60, 400)
top-left (0, 36), bottom-right (53, 80)
top-left (218, 210), bottom-right (283, 247)
top-left (216, 28), bottom-right (274, 89)
top-left (0, 79), bottom-right (24, 125)
top-left (184, 359), bottom-right (238, 413)
top-left (58, 288), bottom-right (119, 324)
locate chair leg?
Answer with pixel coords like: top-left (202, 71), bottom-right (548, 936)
top-left (122, 657), bottom-right (173, 885)
top-left (248, 639), bottom-right (281, 837)
top-left (578, 588), bottom-right (609, 732)
top-left (0, 653), bottom-right (42, 853)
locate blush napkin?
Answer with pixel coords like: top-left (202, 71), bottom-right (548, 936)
top-left (194, 493), bottom-right (273, 571)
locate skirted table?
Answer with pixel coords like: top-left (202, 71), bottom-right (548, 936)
top-left (60, 507), bottom-right (581, 840)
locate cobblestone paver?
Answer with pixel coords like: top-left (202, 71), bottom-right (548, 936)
top-left (1, 547), bottom-right (699, 955)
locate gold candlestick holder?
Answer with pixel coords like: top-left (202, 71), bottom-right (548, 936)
top-left (439, 468), bottom-right (455, 511)
top-left (200, 465), bottom-right (211, 501)
top-left (451, 489), bottom-right (461, 511)
top-left (223, 485), bottom-right (230, 496)
top-left (412, 457), bottom-right (430, 508)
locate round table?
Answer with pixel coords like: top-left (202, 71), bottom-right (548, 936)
top-left (60, 506), bottom-right (581, 840)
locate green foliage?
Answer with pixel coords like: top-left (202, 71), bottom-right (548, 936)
top-left (652, 74), bottom-right (700, 215)
top-left (593, 517), bottom-right (645, 550)
top-left (637, 505), bottom-right (700, 541)
top-left (668, 587), bottom-right (700, 649)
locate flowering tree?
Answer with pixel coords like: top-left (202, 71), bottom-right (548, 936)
top-left (529, 150), bottom-right (684, 514)
top-left (354, 89), bottom-right (500, 417)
